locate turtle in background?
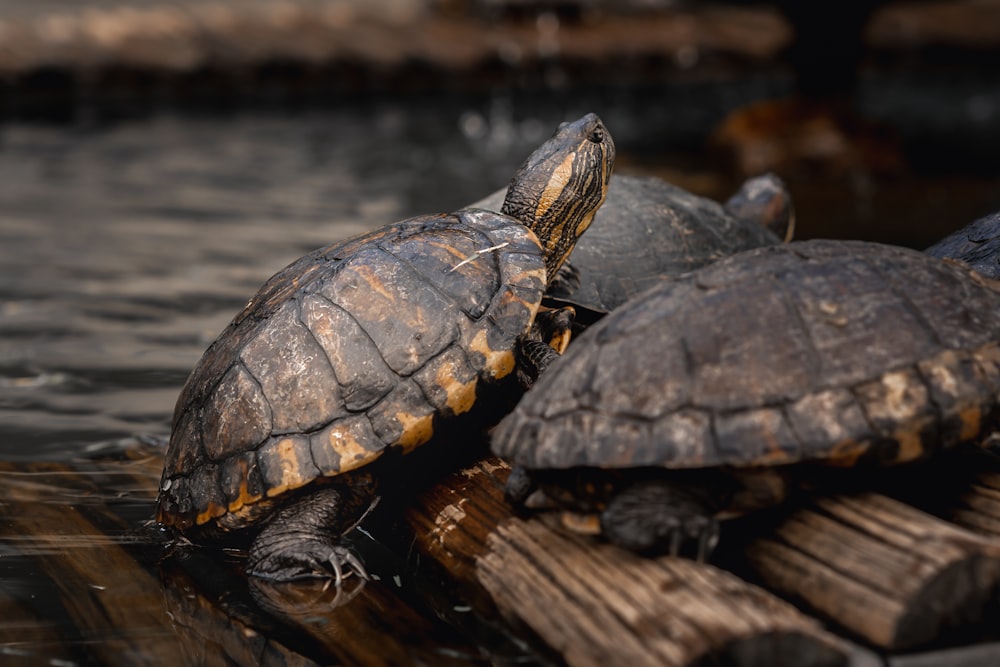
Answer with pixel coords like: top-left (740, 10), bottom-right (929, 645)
top-left (156, 114), bottom-right (615, 583)
top-left (926, 211), bottom-right (1000, 280)
top-left (493, 239), bottom-right (1000, 558)
top-left (476, 172), bottom-right (793, 323)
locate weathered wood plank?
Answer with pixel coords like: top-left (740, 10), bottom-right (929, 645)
top-left (0, 451), bottom-right (493, 667)
top-left (0, 460), bottom-right (185, 666)
top-left (397, 456), bottom-right (850, 667)
top-left (742, 492), bottom-right (1000, 651)
top-left (0, 587), bottom-right (77, 666)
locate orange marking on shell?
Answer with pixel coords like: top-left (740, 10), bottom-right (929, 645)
top-left (325, 423), bottom-right (382, 474)
top-left (227, 474), bottom-right (263, 515)
top-left (196, 501), bottom-right (227, 526)
top-left (825, 439), bottom-right (869, 467)
top-left (395, 410), bottom-right (435, 454)
top-left (436, 360), bottom-right (478, 415)
top-left (264, 438), bottom-right (314, 498)
top-left (959, 405), bottom-right (983, 441)
top-left (355, 262), bottom-right (396, 302)
top-left (469, 328), bottom-right (516, 381)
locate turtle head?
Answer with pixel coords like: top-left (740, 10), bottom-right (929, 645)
top-left (502, 113), bottom-right (615, 282)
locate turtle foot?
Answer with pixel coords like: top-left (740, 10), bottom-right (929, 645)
top-left (600, 479), bottom-right (721, 561)
top-left (248, 539), bottom-right (367, 585)
top-left (504, 465), bottom-right (537, 505)
top-left (245, 482), bottom-right (376, 585)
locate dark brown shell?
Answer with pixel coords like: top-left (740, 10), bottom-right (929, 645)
top-left (493, 240), bottom-right (1000, 471)
top-left (159, 209), bottom-right (546, 530)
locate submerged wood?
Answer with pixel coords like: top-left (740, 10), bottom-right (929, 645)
top-left (742, 492), bottom-right (1000, 651)
top-left (0, 459), bottom-right (184, 666)
top-left (399, 456), bottom-right (849, 667)
top-left (0, 451), bottom-right (489, 667)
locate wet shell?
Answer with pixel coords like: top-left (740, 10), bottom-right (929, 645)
top-left (159, 208), bottom-right (546, 530)
top-left (494, 240), bottom-right (1000, 472)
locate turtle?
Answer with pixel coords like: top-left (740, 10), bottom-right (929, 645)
top-left (156, 113), bottom-right (615, 582)
top-left (926, 211), bottom-right (1000, 280)
top-left (476, 172), bottom-right (792, 322)
top-left (491, 239), bottom-right (1000, 558)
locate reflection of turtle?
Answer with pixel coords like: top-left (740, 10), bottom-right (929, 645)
top-left (156, 114), bottom-right (615, 582)
top-left (477, 173), bottom-right (792, 318)
top-left (926, 212), bottom-right (1000, 280)
top-left (493, 240), bottom-right (1000, 557)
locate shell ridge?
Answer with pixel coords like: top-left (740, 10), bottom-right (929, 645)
top-left (408, 341), bottom-right (476, 409)
top-left (773, 274), bottom-right (826, 390)
top-left (294, 295), bottom-right (348, 395)
top-left (380, 244), bottom-right (494, 322)
top-left (297, 292), bottom-right (359, 388)
top-left (867, 254), bottom-right (948, 352)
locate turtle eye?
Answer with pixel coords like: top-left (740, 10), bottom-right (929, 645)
top-left (588, 126), bottom-right (605, 143)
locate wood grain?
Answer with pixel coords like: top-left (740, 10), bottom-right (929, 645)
top-left (400, 456), bottom-right (849, 667)
top-left (743, 492), bottom-right (1000, 651)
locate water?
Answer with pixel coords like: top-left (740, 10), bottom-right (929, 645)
top-left (3, 98), bottom-right (1000, 664)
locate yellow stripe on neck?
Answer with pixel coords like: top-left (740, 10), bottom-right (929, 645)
top-left (534, 151), bottom-right (575, 222)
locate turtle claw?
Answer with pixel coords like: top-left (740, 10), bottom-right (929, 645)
top-left (248, 541), bottom-right (367, 585)
top-left (332, 546), bottom-right (369, 583)
top-left (694, 520), bottom-right (721, 562)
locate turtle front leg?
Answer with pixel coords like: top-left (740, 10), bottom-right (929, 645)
top-left (600, 479), bottom-right (722, 561)
top-left (247, 476), bottom-right (379, 584)
top-left (515, 306), bottom-right (575, 388)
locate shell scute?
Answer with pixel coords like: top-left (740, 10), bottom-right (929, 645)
top-left (381, 224), bottom-right (499, 320)
top-left (218, 451), bottom-right (265, 512)
top-left (315, 247), bottom-right (461, 377)
top-left (309, 414), bottom-right (384, 476)
top-left (713, 407), bottom-right (801, 466)
top-left (257, 435), bottom-right (320, 499)
top-left (240, 301), bottom-right (345, 434)
top-left (299, 293), bottom-right (396, 412)
top-left (412, 344), bottom-right (479, 417)
top-left (203, 363), bottom-right (272, 462)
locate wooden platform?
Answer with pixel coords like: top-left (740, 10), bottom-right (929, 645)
top-left (4, 440), bottom-right (1000, 666)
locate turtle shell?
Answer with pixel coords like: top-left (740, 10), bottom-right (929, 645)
top-left (925, 211), bottom-right (1000, 280)
top-left (493, 239), bottom-right (1000, 472)
top-left (475, 174), bottom-right (782, 315)
top-left (159, 208), bottom-right (546, 530)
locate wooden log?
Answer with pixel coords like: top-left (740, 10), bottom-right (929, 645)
top-left (933, 450), bottom-right (1000, 539)
top-left (0, 460), bottom-right (186, 666)
top-left (741, 492), bottom-right (1000, 652)
top-left (0, 449), bottom-right (494, 667)
top-left (0, 587), bottom-right (77, 666)
top-left (393, 456), bottom-right (850, 667)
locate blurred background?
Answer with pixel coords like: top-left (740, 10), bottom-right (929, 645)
top-left (1, 0), bottom-right (1000, 243)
